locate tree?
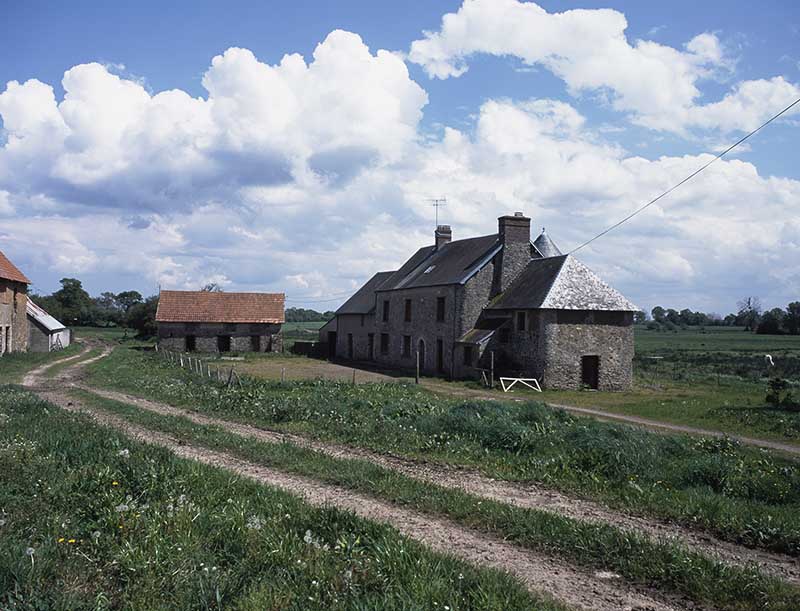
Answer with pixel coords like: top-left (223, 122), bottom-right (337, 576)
top-left (53, 278), bottom-right (94, 325)
top-left (126, 295), bottom-right (159, 337)
top-left (201, 283), bottom-right (223, 292)
top-left (737, 296), bottom-right (762, 331)
top-left (93, 291), bottom-right (123, 326)
top-left (651, 306), bottom-right (666, 323)
top-left (633, 311), bottom-right (647, 324)
top-left (115, 290), bottom-right (143, 312)
top-left (757, 308), bottom-right (785, 335)
top-left (785, 302), bottom-right (800, 336)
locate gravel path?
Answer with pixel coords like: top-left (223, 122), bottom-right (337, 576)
top-left (21, 346), bottom-right (703, 611)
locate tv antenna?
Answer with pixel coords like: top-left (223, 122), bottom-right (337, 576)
top-left (428, 197), bottom-right (447, 226)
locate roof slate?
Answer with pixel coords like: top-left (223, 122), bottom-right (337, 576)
top-left (27, 300), bottom-right (66, 332)
top-left (532, 230), bottom-right (563, 258)
top-left (0, 250), bottom-right (31, 284)
top-left (156, 290), bottom-right (285, 323)
top-left (336, 271), bottom-right (394, 315)
top-left (379, 234), bottom-right (500, 291)
top-left (489, 255), bottom-right (638, 312)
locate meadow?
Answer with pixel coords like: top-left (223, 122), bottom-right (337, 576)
top-left (86, 346), bottom-right (800, 557)
top-left (0, 386), bottom-right (560, 610)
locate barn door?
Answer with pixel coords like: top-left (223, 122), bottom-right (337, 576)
top-left (581, 355), bottom-right (599, 389)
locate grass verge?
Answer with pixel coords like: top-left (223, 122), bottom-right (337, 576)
top-left (0, 344), bottom-right (81, 384)
top-left (73, 387), bottom-right (800, 611)
top-left (0, 385), bottom-right (560, 611)
top-left (85, 347), bottom-right (800, 557)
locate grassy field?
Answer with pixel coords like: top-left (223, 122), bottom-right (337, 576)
top-left (86, 346), bottom-right (800, 557)
top-left (0, 386), bottom-right (561, 610)
top-left (72, 387), bottom-right (800, 611)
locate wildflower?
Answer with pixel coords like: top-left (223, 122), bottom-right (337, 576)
top-left (117, 449), bottom-right (130, 459)
top-left (58, 537), bottom-right (65, 543)
top-left (68, 539), bottom-right (76, 544)
top-left (112, 481), bottom-right (119, 487)
top-left (115, 504), bottom-right (129, 513)
top-left (0, 519), bottom-right (6, 527)
top-left (25, 547), bottom-right (35, 556)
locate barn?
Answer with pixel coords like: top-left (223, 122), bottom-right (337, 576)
top-left (27, 300), bottom-right (71, 352)
top-left (0, 249), bottom-right (30, 355)
top-left (156, 290), bottom-right (285, 353)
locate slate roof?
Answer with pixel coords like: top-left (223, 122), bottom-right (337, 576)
top-left (532, 229), bottom-right (562, 258)
top-left (489, 255), bottom-right (638, 312)
top-left (336, 271), bottom-right (394, 315)
top-left (156, 290), bottom-right (285, 323)
top-left (27, 300), bottom-right (66, 332)
top-left (379, 234), bottom-right (501, 291)
top-left (0, 250), bottom-right (30, 284)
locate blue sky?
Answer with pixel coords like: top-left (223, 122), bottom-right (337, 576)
top-left (1, 0), bottom-right (799, 314)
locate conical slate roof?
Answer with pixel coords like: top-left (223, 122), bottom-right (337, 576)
top-left (533, 229), bottom-right (562, 258)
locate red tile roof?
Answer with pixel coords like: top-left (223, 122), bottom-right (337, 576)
top-left (156, 290), bottom-right (285, 324)
top-left (0, 250), bottom-right (31, 284)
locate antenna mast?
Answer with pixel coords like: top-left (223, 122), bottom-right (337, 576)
top-left (428, 197), bottom-right (447, 226)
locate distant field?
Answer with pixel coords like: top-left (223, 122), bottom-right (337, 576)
top-left (635, 325), bottom-right (800, 354)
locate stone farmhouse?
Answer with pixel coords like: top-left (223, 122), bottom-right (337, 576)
top-left (0, 250), bottom-right (30, 355)
top-left (156, 290), bottom-right (285, 353)
top-left (324, 213), bottom-right (638, 390)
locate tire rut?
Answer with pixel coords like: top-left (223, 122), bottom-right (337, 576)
top-left (80, 383), bottom-right (800, 586)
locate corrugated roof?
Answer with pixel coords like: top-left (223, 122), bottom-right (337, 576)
top-left (336, 271), bottom-right (394, 315)
top-left (156, 290), bottom-right (285, 323)
top-left (0, 250), bottom-right (31, 284)
top-left (27, 300), bottom-right (66, 332)
top-left (532, 229), bottom-right (563, 258)
top-left (489, 255), bottom-right (638, 312)
top-left (379, 234), bottom-right (500, 290)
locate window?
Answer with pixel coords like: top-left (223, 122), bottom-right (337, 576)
top-left (463, 345), bottom-right (473, 366)
top-left (404, 299), bottom-right (412, 322)
top-left (517, 311), bottom-right (527, 331)
top-left (380, 333), bottom-right (389, 355)
top-left (382, 300), bottom-right (390, 322)
top-left (423, 265), bottom-right (436, 274)
top-left (347, 333), bottom-right (354, 359)
top-left (403, 335), bottom-right (411, 357)
top-left (436, 296), bottom-right (446, 322)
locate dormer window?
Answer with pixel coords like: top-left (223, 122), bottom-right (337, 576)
top-left (423, 265), bottom-right (436, 274)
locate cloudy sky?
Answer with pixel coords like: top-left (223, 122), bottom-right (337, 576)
top-left (1, 0), bottom-right (798, 314)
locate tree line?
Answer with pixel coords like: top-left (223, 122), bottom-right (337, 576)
top-left (641, 297), bottom-right (800, 335)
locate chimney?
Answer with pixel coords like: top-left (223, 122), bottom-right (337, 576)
top-left (494, 211), bottom-right (531, 294)
top-left (435, 224), bottom-right (452, 249)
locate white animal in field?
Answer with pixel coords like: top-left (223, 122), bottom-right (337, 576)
top-left (765, 354), bottom-right (775, 367)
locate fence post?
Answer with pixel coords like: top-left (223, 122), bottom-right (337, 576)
top-left (415, 350), bottom-right (420, 384)
top-left (490, 351), bottom-right (495, 389)
top-left (179, 354), bottom-right (184, 367)
top-left (352, 368), bottom-right (356, 385)
top-left (281, 367), bottom-right (286, 383)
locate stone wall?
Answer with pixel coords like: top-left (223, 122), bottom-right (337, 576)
top-left (373, 285), bottom-right (458, 375)
top-left (542, 311), bottom-right (634, 390)
top-left (157, 321), bottom-right (282, 353)
top-left (334, 313), bottom-right (375, 361)
top-left (28, 320), bottom-right (51, 352)
top-left (0, 279), bottom-right (28, 354)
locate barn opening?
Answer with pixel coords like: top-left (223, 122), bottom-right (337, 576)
top-left (185, 335), bottom-right (196, 352)
top-left (217, 335), bottom-right (231, 353)
top-left (250, 335), bottom-right (261, 352)
top-left (581, 355), bottom-right (599, 389)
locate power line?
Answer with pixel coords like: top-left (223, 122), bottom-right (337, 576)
top-left (569, 95), bottom-right (800, 255)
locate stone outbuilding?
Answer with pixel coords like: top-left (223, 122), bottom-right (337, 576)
top-left (27, 300), bottom-right (71, 352)
top-left (156, 290), bottom-right (284, 353)
top-left (0, 250), bottom-right (30, 355)
top-left (326, 213), bottom-right (637, 390)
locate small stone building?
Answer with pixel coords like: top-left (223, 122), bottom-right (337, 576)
top-left (327, 213), bottom-right (637, 390)
top-left (27, 300), bottom-right (71, 352)
top-left (0, 250), bottom-right (30, 355)
top-left (156, 290), bottom-right (284, 353)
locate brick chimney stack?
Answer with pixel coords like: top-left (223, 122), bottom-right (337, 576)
top-left (494, 212), bottom-right (531, 295)
top-left (435, 225), bottom-right (452, 249)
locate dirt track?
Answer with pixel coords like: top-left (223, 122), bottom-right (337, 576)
top-left (21, 345), bottom-right (707, 611)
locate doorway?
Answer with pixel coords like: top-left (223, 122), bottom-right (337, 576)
top-left (581, 355), bottom-right (599, 389)
top-left (217, 335), bottom-right (231, 353)
top-left (328, 331), bottom-right (337, 359)
top-left (436, 338), bottom-right (444, 373)
top-left (367, 333), bottom-right (374, 360)
top-left (250, 335), bottom-right (261, 352)
top-left (417, 339), bottom-right (426, 372)
top-left (347, 333), bottom-right (354, 359)
top-left (185, 335), bottom-right (196, 352)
